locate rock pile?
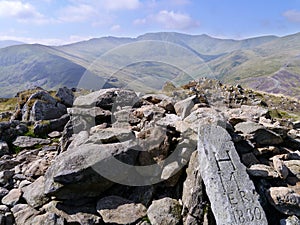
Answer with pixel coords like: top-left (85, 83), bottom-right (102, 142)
top-left (0, 80), bottom-right (299, 225)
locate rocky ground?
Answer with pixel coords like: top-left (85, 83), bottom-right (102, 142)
top-left (0, 79), bottom-right (299, 225)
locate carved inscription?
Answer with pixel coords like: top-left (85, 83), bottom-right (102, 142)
top-left (198, 124), bottom-right (268, 225)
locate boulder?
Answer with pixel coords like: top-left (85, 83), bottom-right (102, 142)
top-left (147, 197), bottom-right (182, 225)
top-left (55, 87), bottom-right (74, 107)
top-left (1, 189), bottom-right (22, 206)
top-left (284, 160), bottom-right (300, 179)
top-left (22, 176), bottom-right (49, 208)
top-left (0, 170), bottom-right (14, 186)
top-left (85, 128), bottom-right (135, 144)
top-left (44, 141), bottom-right (139, 199)
top-left (11, 204), bottom-right (40, 225)
top-left (31, 213), bottom-right (64, 225)
top-left (34, 114), bottom-right (70, 136)
top-left (13, 136), bottom-right (51, 148)
top-left (96, 196), bottom-right (147, 224)
top-left (267, 187), bottom-right (300, 216)
top-left (280, 215), bottom-right (300, 225)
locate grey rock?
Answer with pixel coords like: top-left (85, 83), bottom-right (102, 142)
top-left (147, 197), bottom-right (182, 225)
top-left (22, 176), bottom-right (49, 208)
top-left (1, 189), bottom-right (22, 206)
top-left (67, 131), bottom-right (89, 150)
top-left (182, 151), bottom-right (203, 225)
top-left (267, 187), bottom-right (300, 216)
top-left (235, 121), bottom-right (264, 134)
top-left (55, 87), bottom-right (74, 107)
top-left (48, 131), bottom-right (61, 138)
top-left (44, 141), bottom-right (139, 199)
top-left (293, 121), bottom-right (300, 129)
top-left (0, 141), bottom-right (9, 157)
top-left (31, 212), bottom-right (64, 225)
top-left (0, 170), bottom-right (14, 186)
top-left (247, 164), bottom-right (279, 178)
top-left (273, 157), bottom-right (289, 179)
top-left (280, 215), bottom-right (300, 225)
top-left (13, 136), bottom-right (51, 148)
top-left (254, 146), bottom-right (280, 156)
top-left (42, 201), bottom-right (101, 225)
top-left (0, 205), bottom-right (9, 213)
top-left (85, 128), bottom-right (135, 144)
top-left (34, 114), bottom-right (70, 136)
top-left (11, 204), bottom-right (40, 225)
top-left (96, 196), bottom-right (147, 224)
top-left (198, 124), bottom-right (268, 225)
top-left (174, 95), bottom-right (199, 119)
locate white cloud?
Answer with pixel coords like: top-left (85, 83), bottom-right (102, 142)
top-left (59, 4), bottom-right (98, 22)
top-left (103, 0), bottom-right (140, 11)
top-left (0, 0), bottom-right (50, 24)
top-left (283, 10), bottom-right (300, 23)
top-left (110, 24), bottom-right (121, 32)
top-left (135, 10), bottom-right (199, 30)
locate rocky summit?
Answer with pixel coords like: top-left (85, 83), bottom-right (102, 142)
top-left (0, 79), bottom-right (299, 225)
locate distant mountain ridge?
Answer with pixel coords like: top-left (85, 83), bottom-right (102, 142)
top-left (0, 32), bottom-right (300, 98)
top-left (0, 40), bottom-right (25, 49)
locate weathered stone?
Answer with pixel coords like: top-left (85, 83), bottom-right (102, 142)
top-left (44, 141), bottom-right (139, 199)
top-left (96, 196), bottom-right (147, 224)
top-left (254, 146), bottom-right (280, 156)
top-left (247, 164), bottom-right (279, 178)
top-left (147, 197), bottom-right (182, 225)
top-left (11, 204), bottom-right (40, 225)
top-left (280, 215), bottom-right (300, 225)
top-left (31, 212), bottom-right (64, 225)
top-left (22, 176), bottom-right (49, 208)
top-left (2, 189), bottom-right (22, 206)
top-left (0, 188), bottom-right (9, 199)
top-left (43, 201), bottom-right (101, 225)
top-left (0, 141), bottom-right (9, 157)
top-left (198, 124), bottom-right (268, 225)
top-left (284, 160), bottom-right (300, 179)
top-left (85, 128), bottom-right (135, 144)
top-left (55, 87), bottom-right (74, 107)
top-left (267, 187), bottom-right (300, 216)
top-left (48, 131), bottom-right (61, 138)
top-left (235, 121), bottom-right (264, 134)
top-left (174, 95), bottom-right (199, 119)
top-left (182, 151), bottom-right (203, 225)
top-left (66, 131), bottom-right (89, 150)
top-left (224, 105), bottom-right (268, 122)
top-left (13, 136), bottom-right (51, 148)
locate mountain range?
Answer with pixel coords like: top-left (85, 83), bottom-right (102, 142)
top-left (0, 32), bottom-right (300, 98)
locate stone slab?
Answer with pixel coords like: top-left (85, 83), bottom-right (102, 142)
top-left (198, 124), bottom-right (268, 225)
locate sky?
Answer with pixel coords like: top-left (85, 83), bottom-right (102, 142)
top-left (1, 0), bottom-right (300, 45)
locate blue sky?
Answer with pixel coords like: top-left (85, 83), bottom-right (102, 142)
top-left (0, 0), bottom-right (300, 45)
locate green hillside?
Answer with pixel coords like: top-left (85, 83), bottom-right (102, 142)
top-left (0, 32), bottom-right (299, 99)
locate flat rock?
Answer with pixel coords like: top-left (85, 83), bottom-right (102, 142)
top-left (147, 197), bottom-right (182, 225)
top-left (247, 164), bottom-right (279, 178)
top-left (267, 187), bottom-right (300, 216)
top-left (31, 212), bottom-right (64, 225)
top-left (198, 124), bottom-right (268, 225)
top-left (13, 136), bottom-right (51, 148)
top-left (96, 196), bottom-right (147, 224)
top-left (85, 128), bottom-right (135, 144)
top-left (235, 121), bottom-right (264, 134)
top-left (44, 141), bottom-right (139, 199)
top-left (22, 176), bottom-right (49, 208)
top-left (2, 189), bottom-right (22, 206)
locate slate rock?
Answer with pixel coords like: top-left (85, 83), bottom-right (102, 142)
top-left (147, 197), bottom-right (182, 225)
top-left (55, 87), bottom-right (74, 107)
top-left (284, 160), bottom-right (300, 179)
top-left (13, 136), bottom-right (51, 148)
top-left (267, 187), bottom-right (300, 216)
top-left (96, 196), bottom-right (147, 224)
top-left (31, 212), bottom-right (64, 225)
top-left (174, 95), bottom-right (199, 119)
top-left (85, 128), bottom-right (135, 144)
